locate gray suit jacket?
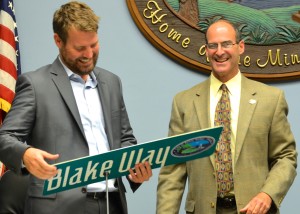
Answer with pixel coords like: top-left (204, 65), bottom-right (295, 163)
top-left (0, 58), bottom-right (139, 214)
top-left (157, 75), bottom-right (297, 214)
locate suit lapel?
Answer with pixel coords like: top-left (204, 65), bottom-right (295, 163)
top-left (50, 58), bottom-right (85, 139)
top-left (194, 76), bottom-right (258, 168)
top-left (192, 79), bottom-right (216, 167)
top-left (194, 79), bottom-right (210, 129)
top-left (94, 69), bottom-right (113, 148)
top-left (234, 76), bottom-right (257, 164)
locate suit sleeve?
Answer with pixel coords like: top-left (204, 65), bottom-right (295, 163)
top-left (260, 90), bottom-right (297, 208)
top-left (0, 74), bottom-right (34, 174)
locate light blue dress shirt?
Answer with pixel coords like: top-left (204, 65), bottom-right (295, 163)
top-left (60, 58), bottom-right (117, 192)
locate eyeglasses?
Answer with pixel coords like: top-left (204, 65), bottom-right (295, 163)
top-left (206, 41), bottom-right (237, 50)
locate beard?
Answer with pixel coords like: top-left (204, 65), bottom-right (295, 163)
top-left (60, 48), bottom-right (99, 76)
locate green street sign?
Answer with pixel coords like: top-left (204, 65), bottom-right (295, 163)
top-left (43, 127), bottom-right (222, 195)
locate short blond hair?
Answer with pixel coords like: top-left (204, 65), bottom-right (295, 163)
top-left (53, 1), bottom-right (100, 43)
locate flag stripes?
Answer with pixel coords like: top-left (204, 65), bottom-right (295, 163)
top-left (0, 0), bottom-right (21, 177)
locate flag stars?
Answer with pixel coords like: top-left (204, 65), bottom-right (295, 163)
top-left (8, 1), bottom-right (15, 14)
top-left (15, 35), bottom-right (19, 42)
top-left (8, 1), bottom-right (13, 9)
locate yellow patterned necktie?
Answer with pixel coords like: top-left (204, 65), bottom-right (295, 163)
top-left (214, 84), bottom-right (234, 198)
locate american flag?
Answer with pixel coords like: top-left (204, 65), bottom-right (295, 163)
top-left (0, 0), bottom-right (21, 177)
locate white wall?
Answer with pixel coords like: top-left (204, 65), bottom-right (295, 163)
top-left (14, 1), bottom-right (299, 213)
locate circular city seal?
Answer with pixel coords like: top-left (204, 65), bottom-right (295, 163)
top-left (171, 136), bottom-right (215, 157)
top-left (127, 0), bottom-right (300, 81)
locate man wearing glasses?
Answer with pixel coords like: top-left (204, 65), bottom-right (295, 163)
top-left (156, 19), bottom-right (297, 214)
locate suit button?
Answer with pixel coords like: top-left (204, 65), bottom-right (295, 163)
top-left (211, 202), bottom-right (215, 208)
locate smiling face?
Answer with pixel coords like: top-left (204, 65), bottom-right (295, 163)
top-left (54, 27), bottom-right (99, 81)
top-left (205, 21), bottom-right (245, 83)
